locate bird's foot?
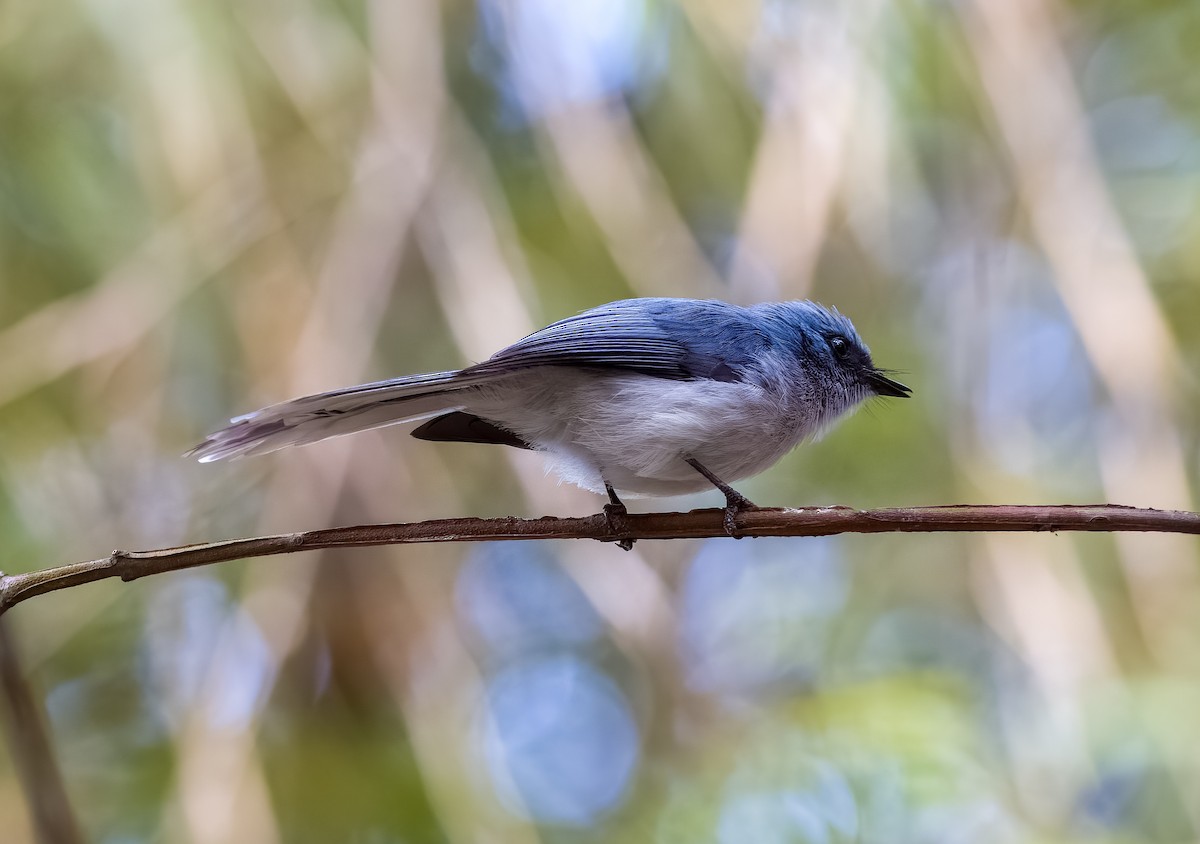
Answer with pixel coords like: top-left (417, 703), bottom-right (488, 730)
top-left (602, 482), bottom-right (635, 551)
top-left (683, 456), bottom-right (757, 539)
top-left (603, 503), bottom-right (635, 551)
top-left (721, 490), bottom-right (757, 539)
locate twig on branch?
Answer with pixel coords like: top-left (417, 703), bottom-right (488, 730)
top-left (1, 504), bottom-right (1197, 616)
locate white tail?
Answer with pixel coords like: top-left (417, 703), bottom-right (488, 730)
top-left (189, 370), bottom-right (479, 461)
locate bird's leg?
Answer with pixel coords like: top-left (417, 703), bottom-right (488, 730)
top-left (684, 457), bottom-right (757, 538)
top-left (603, 481), bottom-right (635, 552)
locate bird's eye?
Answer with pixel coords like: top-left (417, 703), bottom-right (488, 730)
top-left (829, 336), bottom-right (849, 358)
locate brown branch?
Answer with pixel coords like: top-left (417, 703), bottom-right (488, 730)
top-left (2, 504), bottom-right (1198, 616)
top-left (0, 620), bottom-right (84, 844)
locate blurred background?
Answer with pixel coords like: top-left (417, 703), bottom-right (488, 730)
top-left (2, 0), bottom-right (1200, 841)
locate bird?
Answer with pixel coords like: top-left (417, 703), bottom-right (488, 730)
top-left (190, 297), bottom-right (910, 545)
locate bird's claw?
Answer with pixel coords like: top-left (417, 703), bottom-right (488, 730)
top-left (682, 456), bottom-right (756, 538)
top-left (603, 502), bottom-right (635, 551)
top-left (722, 493), bottom-right (756, 539)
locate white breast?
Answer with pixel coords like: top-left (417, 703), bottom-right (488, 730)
top-left (464, 368), bottom-right (835, 497)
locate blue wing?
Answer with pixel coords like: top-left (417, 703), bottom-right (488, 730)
top-left (465, 298), bottom-right (767, 383)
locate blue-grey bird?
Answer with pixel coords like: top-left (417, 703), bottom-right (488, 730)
top-left (191, 298), bottom-right (909, 537)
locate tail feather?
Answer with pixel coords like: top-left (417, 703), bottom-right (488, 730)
top-left (189, 370), bottom-right (479, 461)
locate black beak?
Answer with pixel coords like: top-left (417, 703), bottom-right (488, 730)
top-left (864, 370), bottom-right (911, 398)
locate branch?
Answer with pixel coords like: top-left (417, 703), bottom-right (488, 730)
top-left (2, 504), bottom-right (1198, 616)
top-left (0, 620), bottom-right (84, 844)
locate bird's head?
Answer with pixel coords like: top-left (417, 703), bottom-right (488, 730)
top-left (759, 301), bottom-right (911, 409)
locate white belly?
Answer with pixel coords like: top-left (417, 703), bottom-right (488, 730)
top-left (464, 369), bottom-right (814, 497)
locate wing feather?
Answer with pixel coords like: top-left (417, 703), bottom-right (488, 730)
top-left (464, 298), bottom-right (764, 382)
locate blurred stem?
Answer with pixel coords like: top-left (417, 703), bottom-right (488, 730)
top-left (1, 504), bottom-right (1198, 616)
top-left (0, 620), bottom-right (83, 844)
